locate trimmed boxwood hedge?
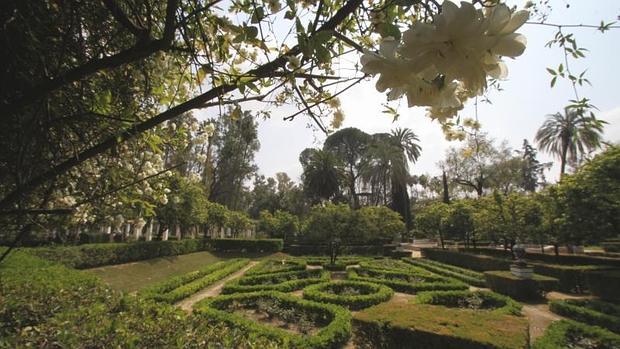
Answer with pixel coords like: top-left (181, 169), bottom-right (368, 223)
top-left (484, 271), bottom-right (559, 301)
top-left (587, 269), bottom-right (620, 301)
top-left (415, 290), bottom-right (522, 316)
top-left (140, 259), bottom-right (249, 303)
top-left (303, 281), bottom-right (393, 310)
top-left (403, 258), bottom-right (486, 287)
top-left (193, 291), bottom-right (352, 349)
top-left (28, 238), bottom-right (283, 269)
top-left (460, 247), bottom-right (620, 268)
top-left (222, 269), bottom-right (329, 294)
top-left (549, 299), bottom-right (620, 333)
top-left (347, 268), bottom-right (468, 294)
top-left (359, 258), bottom-right (426, 273)
top-left (533, 319), bottom-right (620, 349)
top-left (353, 303), bottom-right (529, 349)
top-left (245, 259), bottom-right (306, 276)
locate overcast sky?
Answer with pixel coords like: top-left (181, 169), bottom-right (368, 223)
top-left (202, 0), bottom-right (620, 185)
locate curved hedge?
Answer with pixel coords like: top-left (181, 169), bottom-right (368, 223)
top-left (245, 259), bottom-right (306, 276)
top-left (140, 259), bottom-right (250, 303)
top-left (549, 299), bottom-right (620, 333)
top-left (193, 291), bottom-right (351, 349)
top-left (222, 269), bottom-right (329, 294)
top-left (403, 258), bottom-right (486, 287)
top-left (347, 268), bottom-right (467, 294)
top-left (415, 290), bottom-right (522, 316)
top-left (303, 281), bottom-right (393, 310)
top-left (533, 319), bottom-right (620, 349)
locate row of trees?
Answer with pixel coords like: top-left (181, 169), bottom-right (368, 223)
top-left (415, 146), bottom-right (620, 253)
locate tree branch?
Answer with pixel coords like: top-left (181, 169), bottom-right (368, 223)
top-left (102, 0), bottom-right (149, 39)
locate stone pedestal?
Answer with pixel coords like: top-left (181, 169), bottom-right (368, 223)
top-left (510, 264), bottom-right (533, 279)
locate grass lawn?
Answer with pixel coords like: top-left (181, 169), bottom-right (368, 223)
top-left (87, 251), bottom-right (282, 292)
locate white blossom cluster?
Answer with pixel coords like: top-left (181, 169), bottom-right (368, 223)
top-left (361, 2), bottom-right (529, 123)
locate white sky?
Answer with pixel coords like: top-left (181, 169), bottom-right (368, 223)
top-left (208, 0), bottom-right (620, 184)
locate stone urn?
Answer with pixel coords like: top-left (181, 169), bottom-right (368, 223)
top-left (510, 244), bottom-right (533, 279)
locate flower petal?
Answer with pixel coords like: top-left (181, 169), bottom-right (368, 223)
top-left (500, 10), bottom-right (530, 34)
top-left (493, 33), bottom-right (527, 57)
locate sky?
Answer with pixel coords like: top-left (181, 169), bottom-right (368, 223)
top-left (207, 0), bottom-right (620, 184)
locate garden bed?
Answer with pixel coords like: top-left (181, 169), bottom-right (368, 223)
top-left (353, 302), bottom-right (529, 349)
top-left (222, 268), bottom-right (329, 294)
top-left (348, 267), bottom-right (467, 294)
top-left (533, 319), bottom-right (620, 349)
top-left (139, 258), bottom-right (250, 303)
top-left (193, 291), bottom-right (351, 348)
top-left (245, 258), bottom-right (306, 276)
top-left (303, 280), bottom-right (393, 310)
top-left (484, 271), bottom-right (559, 301)
top-left (549, 299), bottom-right (620, 333)
top-left (415, 290), bottom-right (522, 316)
top-left (403, 258), bottom-right (486, 287)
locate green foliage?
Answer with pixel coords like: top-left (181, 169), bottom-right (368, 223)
top-left (415, 290), bottom-right (522, 316)
top-left (140, 259), bottom-right (249, 303)
top-left (484, 271), bottom-right (559, 301)
top-left (222, 269), bottom-right (329, 294)
top-left (533, 320), bottom-right (620, 349)
top-left (347, 267), bottom-right (468, 294)
top-left (403, 258), bottom-right (486, 287)
top-left (193, 291), bottom-right (352, 349)
top-left (258, 210), bottom-right (299, 238)
top-left (245, 259), bottom-right (307, 276)
top-left (587, 270), bottom-right (620, 301)
top-left (303, 281), bottom-right (394, 310)
top-left (549, 299), bottom-right (620, 333)
top-left (353, 303), bottom-right (529, 349)
top-left (209, 238), bottom-right (283, 252)
top-left (156, 173), bottom-right (210, 227)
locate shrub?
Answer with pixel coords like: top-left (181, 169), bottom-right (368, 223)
top-left (360, 258), bottom-right (422, 272)
top-left (549, 299), bottom-right (620, 333)
top-left (484, 271), bottom-right (558, 301)
top-left (421, 248), bottom-right (511, 271)
top-left (222, 269), bottom-right (329, 294)
top-left (403, 258), bottom-right (486, 287)
top-left (461, 247), bottom-right (620, 268)
top-left (303, 281), bottom-right (393, 310)
top-left (208, 238), bottom-right (283, 252)
top-left (533, 319), bottom-right (620, 349)
top-left (353, 303), bottom-right (529, 349)
top-left (193, 291), bottom-right (352, 348)
top-left (415, 290), bottom-right (522, 316)
top-left (348, 269), bottom-right (468, 294)
top-left (245, 259), bottom-right (306, 276)
top-left (602, 242), bottom-right (620, 253)
top-left (323, 262), bottom-right (347, 271)
top-left (587, 269), bottom-right (620, 301)
top-left (141, 259), bottom-right (250, 303)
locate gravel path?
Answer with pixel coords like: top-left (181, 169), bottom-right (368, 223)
top-left (176, 261), bottom-right (258, 312)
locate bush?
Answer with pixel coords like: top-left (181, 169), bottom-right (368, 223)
top-left (140, 259), bottom-right (250, 303)
top-left (533, 319), bottom-right (620, 349)
top-left (245, 259), bottom-right (306, 276)
top-left (193, 291), bottom-right (352, 348)
top-left (461, 247), bottom-right (620, 268)
top-left (587, 269), bottom-right (620, 301)
top-left (415, 290), bottom-right (522, 316)
top-left (348, 268), bottom-right (468, 294)
top-left (422, 248), bottom-right (511, 271)
top-left (360, 258), bottom-right (422, 272)
top-left (353, 303), bottom-right (529, 349)
top-left (403, 258), bottom-right (486, 287)
top-left (303, 281), bottom-right (393, 310)
top-left (29, 239), bottom-right (209, 268)
top-left (602, 242), bottom-right (620, 253)
top-left (484, 271), bottom-right (558, 301)
top-left (208, 238), bottom-right (283, 252)
top-left (222, 269), bottom-right (329, 294)
top-left (78, 232), bottom-right (111, 244)
top-left (549, 299), bottom-right (620, 333)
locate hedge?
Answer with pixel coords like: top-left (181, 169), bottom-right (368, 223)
top-left (359, 258), bottom-right (426, 273)
top-left (602, 242), bottom-right (620, 253)
top-left (208, 238), bottom-right (283, 252)
top-left (193, 291), bottom-right (352, 348)
top-left (549, 299), bottom-right (620, 333)
top-left (347, 269), bottom-right (468, 294)
top-left (0, 249), bottom-right (281, 348)
top-left (353, 303), bottom-right (529, 349)
top-left (245, 259), bottom-right (306, 276)
top-left (533, 319), bottom-right (620, 349)
top-left (587, 269), bottom-right (620, 301)
top-left (460, 247), bottom-right (620, 267)
top-left (422, 248), bottom-right (609, 293)
top-left (323, 261), bottom-right (347, 271)
top-left (415, 290), bottom-right (522, 316)
top-left (303, 281), bottom-right (393, 310)
top-left (301, 256), bottom-right (372, 266)
top-left (484, 271), bottom-right (559, 301)
top-left (284, 244), bottom-right (385, 256)
top-left (402, 258), bottom-right (486, 287)
top-left (27, 238), bottom-right (282, 269)
top-left (140, 259), bottom-right (250, 303)
top-left (222, 269), bottom-right (329, 294)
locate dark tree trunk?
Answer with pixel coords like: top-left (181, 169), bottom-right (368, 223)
top-left (442, 171), bottom-right (450, 204)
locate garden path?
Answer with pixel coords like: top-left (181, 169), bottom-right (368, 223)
top-left (176, 261), bottom-right (258, 312)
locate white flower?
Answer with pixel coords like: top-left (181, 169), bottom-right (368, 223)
top-left (160, 195), bottom-right (168, 205)
top-left (163, 188), bottom-right (171, 194)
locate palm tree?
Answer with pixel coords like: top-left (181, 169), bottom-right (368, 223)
top-left (300, 148), bottom-right (342, 203)
top-left (535, 108), bottom-right (606, 177)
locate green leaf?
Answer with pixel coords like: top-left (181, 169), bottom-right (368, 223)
top-left (244, 26), bottom-right (259, 39)
top-left (315, 45), bottom-right (331, 63)
top-left (313, 30), bottom-right (333, 44)
top-left (251, 7), bottom-right (265, 24)
top-left (546, 68), bottom-right (556, 75)
top-left (550, 76), bottom-right (557, 88)
top-left (376, 23), bottom-right (401, 40)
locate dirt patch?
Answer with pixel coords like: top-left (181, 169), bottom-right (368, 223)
top-left (522, 303), bottom-right (564, 341)
top-left (546, 291), bottom-right (595, 301)
top-left (232, 308), bottom-right (320, 336)
top-left (291, 290), bottom-right (303, 298)
top-left (176, 261), bottom-right (258, 312)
